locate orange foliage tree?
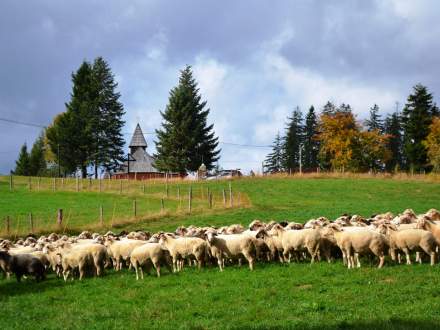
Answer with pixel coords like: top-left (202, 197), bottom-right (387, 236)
top-left (423, 117), bottom-right (440, 172)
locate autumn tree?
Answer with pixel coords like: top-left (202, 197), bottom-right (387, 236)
top-left (423, 117), bottom-right (440, 172)
top-left (317, 110), bottom-right (359, 172)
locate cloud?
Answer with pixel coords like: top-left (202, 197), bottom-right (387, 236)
top-left (1, 0), bottom-right (440, 174)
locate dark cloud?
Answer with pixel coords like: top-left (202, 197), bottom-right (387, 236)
top-left (1, 0), bottom-right (439, 173)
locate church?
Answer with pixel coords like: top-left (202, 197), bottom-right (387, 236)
top-left (112, 124), bottom-right (178, 180)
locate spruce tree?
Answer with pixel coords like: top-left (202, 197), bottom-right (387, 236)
top-left (322, 101), bottom-right (336, 115)
top-left (402, 84), bottom-right (439, 171)
top-left (29, 133), bottom-right (47, 176)
top-left (303, 106), bottom-right (319, 170)
top-left (264, 132), bottom-right (284, 173)
top-left (365, 104), bottom-right (383, 132)
top-left (14, 143), bottom-right (30, 176)
top-left (155, 66), bottom-right (220, 173)
top-left (384, 111), bottom-right (403, 172)
top-left (91, 57), bottom-right (125, 177)
top-left (47, 61), bottom-right (95, 177)
top-left (283, 107), bottom-right (303, 171)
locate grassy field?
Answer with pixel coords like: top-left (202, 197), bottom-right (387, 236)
top-left (1, 176), bottom-right (440, 329)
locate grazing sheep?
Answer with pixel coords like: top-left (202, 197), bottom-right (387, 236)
top-left (0, 251), bottom-right (45, 282)
top-left (387, 226), bottom-right (437, 266)
top-left (104, 239), bottom-right (145, 271)
top-left (159, 234), bottom-right (208, 272)
top-left (271, 225), bottom-right (321, 263)
top-left (328, 224), bottom-right (388, 269)
top-left (205, 231), bottom-right (256, 271)
top-left (130, 243), bottom-right (172, 279)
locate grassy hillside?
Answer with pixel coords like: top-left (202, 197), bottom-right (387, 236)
top-left (1, 176), bottom-right (440, 329)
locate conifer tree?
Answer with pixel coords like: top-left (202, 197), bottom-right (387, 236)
top-left (14, 143), bottom-right (30, 176)
top-left (264, 132), bottom-right (284, 173)
top-left (365, 104), bottom-right (383, 132)
top-left (402, 84), bottom-right (439, 171)
top-left (384, 111), bottom-right (403, 172)
top-left (29, 132), bottom-right (47, 176)
top-left (303, 106), bottom-right (319, 170)
top-left (91, 57), bottom-right (125, 177)
top-left (283, 107), bottom-right (303, 171)
top-left (155, 66), bottom-right (220, 173)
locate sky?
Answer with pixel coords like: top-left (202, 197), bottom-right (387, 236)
top-left (1, 0), bottom-right (440, 174)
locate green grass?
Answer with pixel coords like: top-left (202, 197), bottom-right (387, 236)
top-left (1, 176), bottom-right (440, 329)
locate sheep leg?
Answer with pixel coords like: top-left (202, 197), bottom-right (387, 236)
top-left (135, 264), bottom-right (139, 280)
top-left (378, 255), bottom-right (384, 268)
top-left (403, 249), bottom-right (411, 265)
top-left (217, 257), bottom-right (224, 272)
top-left (63, 270), bottom-right (69, 282)
top-left (397, 253), bottom-right (401, 264)
top-left (416, 252), bottom-right (421, 264)
top-left (355, 253), bottom-right (361, 268)
top-left (431, 252), bottom-right (436, 266)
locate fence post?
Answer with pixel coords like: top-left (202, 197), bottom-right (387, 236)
top-left (188, 186), bottom-right (192, 213)
top-left (142, 183), bottom-right (146, 194)
top-left (119, 180), bottom-right (123, 194)
top-left (99, 179), bottom-right (102, 193)
top-left (222, 188), bottom-right (226, 207)
top-left (61, 177), bottom-right (65, 190)
top-left (9, 175), bottom-right (13, 191)
top-left (52, 177), bottom-right (56, 191)
top-left (38, 177), bottom-right (41, 191)
top-left (57, 209), bottom-right (63, 226)
top-left (133, 199), bottom-right (137, 217)
top-left (29, 213), bottom-right (33, 233)
top-left (76, 177), bottom-right (79, 192)
top-left (177, 186), bottom-right (180, 200)
top-left (229, 182), bottom-right (233, 207)
top-left (5, 216), bottom-right (10, 235)
top-left (161, 198), bottom-right (164, 214)
top-left (209, 192), bottom-right (213, 209)
top-left (99, 205), bottom-right (103, 226)
top-left (28, 177), bottom-right (32, 191)
top-left (89, 178), bottom-right (92, 190)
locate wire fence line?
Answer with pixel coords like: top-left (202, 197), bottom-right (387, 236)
top-left (0, 175), bottom-right (250, 238)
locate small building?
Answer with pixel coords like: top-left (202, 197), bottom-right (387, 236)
top-left (112, 123), bottom-right (179, 180)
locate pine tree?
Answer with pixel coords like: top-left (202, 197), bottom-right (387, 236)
top-left (29, 132), bottom-right (47, 176)
top-left (155, 66), bottom-right (220, 173)
top-left (264, 132), bottom-right (284, 173)
top-left (322, 101), bottom-right (336, 115)
top-left (91, 57), bottom-right (125, 177)
top-left (384, 111), bottom-right (403, 172)
top-left (47, 61), bottom-right (95, 177)
top-left (303, 106), bottom-right (319, 170)
top-left (365, 104), bottom-right (383, 132)
top-left (283, 107), bottom-right (303, 171)
top-left (14, 143), bottom-right (30, 176)
top-left (402, 84), bottom-right (439, 171)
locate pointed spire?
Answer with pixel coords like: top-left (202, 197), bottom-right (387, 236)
top-left (129, 123), bottom-right (147, 148)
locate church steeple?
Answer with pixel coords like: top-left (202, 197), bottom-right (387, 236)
top-left (129, 123), bottom-right (147, 153)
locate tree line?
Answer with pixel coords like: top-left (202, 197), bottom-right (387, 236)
top-left (13, 61), bottom-right (220, 177)
top-left (265, 84), bottom-right (440, 173)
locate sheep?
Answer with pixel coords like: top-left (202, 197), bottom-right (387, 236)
top-left (425, 208), bottom-right (440, 221)
top-left (386, 226), bottom-right (437, 266)
top-left (205, 231), bottom-right (256, 271)
top-left (130, 243), bottom-right (172, 279)
top-left (158, 233), bottom-right (208, 272)
top-left (271, 225), bottom-right (321, 263)
top-left (417, 216), bottom-right (440, 246)
top-left (104, 238), bottom-right (145, 271)
top-left (0, 251), bottom-right (45, 282)
top-left (58, 248), bottom-right (91, 281)
top-left (328, 224), bottom-right (388, 269)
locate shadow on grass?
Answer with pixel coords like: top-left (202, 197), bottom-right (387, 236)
top-left (0, 275), bottom-right (66, 298)
top-left (230, 319), bottom-right (440, 330)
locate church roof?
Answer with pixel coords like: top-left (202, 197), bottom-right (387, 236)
top-left (129, 123), bottom-right (147, 148)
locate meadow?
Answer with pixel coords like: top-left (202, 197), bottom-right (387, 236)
top-left (1, 175), bottom-right (440, 329)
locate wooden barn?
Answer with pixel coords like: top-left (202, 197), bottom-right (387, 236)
top-left (112, 123), bottom-right (179, 180)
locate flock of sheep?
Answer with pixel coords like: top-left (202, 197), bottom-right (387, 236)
top-left (1, 208), bottom-right (440, 282)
